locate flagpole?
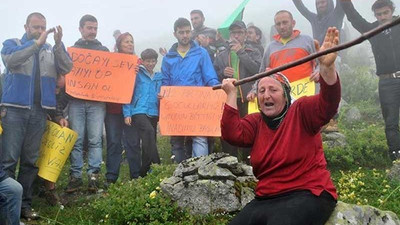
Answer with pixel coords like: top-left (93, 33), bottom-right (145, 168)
top-left (212, 17), bottom-right (400, 90)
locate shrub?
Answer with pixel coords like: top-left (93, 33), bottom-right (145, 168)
top-left (325, 123), bottom-right (390, 170)
top-left (89, 164), bottom-right (232, 224)
top-left (332, 167), bottom-right (400, 216)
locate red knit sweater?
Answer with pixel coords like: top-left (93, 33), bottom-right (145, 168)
top-left (221, 77), bottom-right (340, 199)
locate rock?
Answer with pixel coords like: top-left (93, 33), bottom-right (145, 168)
top-left (216, 156), bottom-right (238, 169)
top-left (388, 160), bottom-right (400, 182)
top-left (326, 201), bottom-right (400, 225)
top-left (160, 178), bottom-right (184, 201)
top-left (198, 164), bottom-right (237, 180)
top-left (323, 132), bottom-right (347, 148)
top-left (344, 106), bottom-right (362, 123)
top-left (177, 180), bottom-right (241, 214)
top-left (161, 153), bottom-right (257, 214)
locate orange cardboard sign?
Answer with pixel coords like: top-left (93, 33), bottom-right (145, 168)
top-left (159, 86), bottom-right (227, 137)
top-left (65, 47), bottom-right (138, 103)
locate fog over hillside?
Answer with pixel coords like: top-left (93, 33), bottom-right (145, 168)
top-left (0, 0), bottom-right (398, 69)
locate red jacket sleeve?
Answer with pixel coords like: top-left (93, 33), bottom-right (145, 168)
top-left (297, 74), bottom-right (341, 134)
top-left (220, 104), bottom-right (258, 147)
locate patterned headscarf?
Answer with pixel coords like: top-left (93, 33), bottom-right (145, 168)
top-left (255, 72), bottom-right (292, 129)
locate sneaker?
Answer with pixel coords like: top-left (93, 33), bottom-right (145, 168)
top-left (65, 177), bottom-right (83, 193)
top-left (21, 207), bottom-right (39, 220)
top-left (44, 189), bottom-right (60, 206)
top-left (88, 173), bottom-right (100, 193)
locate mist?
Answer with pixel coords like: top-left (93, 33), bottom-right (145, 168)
top-left (0, 0), bottom-right (399, 68)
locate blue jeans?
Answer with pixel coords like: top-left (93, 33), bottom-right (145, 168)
top-left (105, 113), bottom-right (124, 182)
top-left (0, 177), bottom-right (22, 225)
top-left (1, 105), bottom-right (46, 209)
top-left (170, 136), bottom-right (208, 163)
top-left (68, 100), bottom-right (106, 178)
top-left (379, 78), bottom-right (400, 159)
top-left (123, 123), bottom-right (141, 179)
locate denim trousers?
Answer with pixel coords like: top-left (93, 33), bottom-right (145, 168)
top-left (68, 99), bottom-right (106, 178)
top-left (379, 78), bottom-right (400, 159)
top-left (123, 121), bottom-right (141, 179)
top-left (170, 136), bottom-right (208, 163)
top-left (132, 114), bottom-right (160, 177)
top-left (1, 105), bottom-right (46, 209)
top-left (0, 177), bottom-right (22, 225)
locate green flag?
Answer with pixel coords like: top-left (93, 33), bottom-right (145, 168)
top-left (218, 0), bottom-right (251, 40)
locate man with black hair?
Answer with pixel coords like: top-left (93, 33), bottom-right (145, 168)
top-left (64, 14), bottom-right (110, 193)
top-left (190, 9), bottom-right (217, 41)
top-left (161, 18), bottom-right (219, 163)
top-left (341, 0), bottom-right (400, 161)
top-left (246, 25), bottom-right (264, 54)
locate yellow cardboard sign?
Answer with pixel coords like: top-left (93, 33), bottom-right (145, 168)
top-left (248, 99), bottom-right (259, 114)
top-left (290, 77), bottom-right (316, 99)
top-left (37, 121), bottom-right (78, 183)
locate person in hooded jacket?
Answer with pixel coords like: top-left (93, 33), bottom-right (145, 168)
top-left (293, 0), bottom-right (345, 45)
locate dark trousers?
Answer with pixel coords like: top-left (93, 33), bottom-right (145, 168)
top-left (229, 191), bottom-right (336, 225)
top-left (379, 78), bottom-right (400, 160)
top-left (123, 122), bottom-right (142, 179)
top-left (132, 114), bottom-right (160, 177)
top-left (221, 99), bottom-right (250, 162)
top-left (105, 113), bottom-right (124, 182)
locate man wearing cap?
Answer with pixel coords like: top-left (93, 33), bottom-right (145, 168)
top-left (214, 20), bottom-right (261, 159)
top-left (341, 0), bottom-right (400, 161)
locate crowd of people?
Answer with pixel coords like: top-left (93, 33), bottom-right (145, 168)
top-left (0, 0), bottom-right (399, 224)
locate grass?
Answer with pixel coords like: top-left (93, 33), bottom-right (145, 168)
top-left (23, 133), bottom-right (400, 225)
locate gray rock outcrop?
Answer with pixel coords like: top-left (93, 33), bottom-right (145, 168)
top-left (323, 132), bottom-right (347, 148)
top-left (326, 201), bottom-right (400, 225)
top-left (160, 153), bottom-right (257, 214)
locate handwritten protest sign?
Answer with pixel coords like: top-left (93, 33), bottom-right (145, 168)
top-left (159, 86), bottom-right (226, 137)
top-left (66, 47), bottom-right (138, 104)
top-left (290, 76), bottom-right (316, 99)
top-left (37, 121), bottom-right (78, 183)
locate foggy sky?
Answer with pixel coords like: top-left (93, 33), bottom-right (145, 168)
top-left (0, 0), bottom-right (399, 63)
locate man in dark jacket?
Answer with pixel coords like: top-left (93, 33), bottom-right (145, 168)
top-left (293, 0), bottom-right (345, 45)
top-left (1, 12), bottom-right (72, 219)
top-left (0, 163), bottom-right (22, 225)
top-left (341, 0), bottom-right (400, 161)
top-left (64, 14), bottom-right (110, 193)
top-left (214, 21), bottom-right (261, 159)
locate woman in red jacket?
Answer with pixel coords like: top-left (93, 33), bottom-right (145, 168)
top-left (221, 27), bottom-right (340, 225)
